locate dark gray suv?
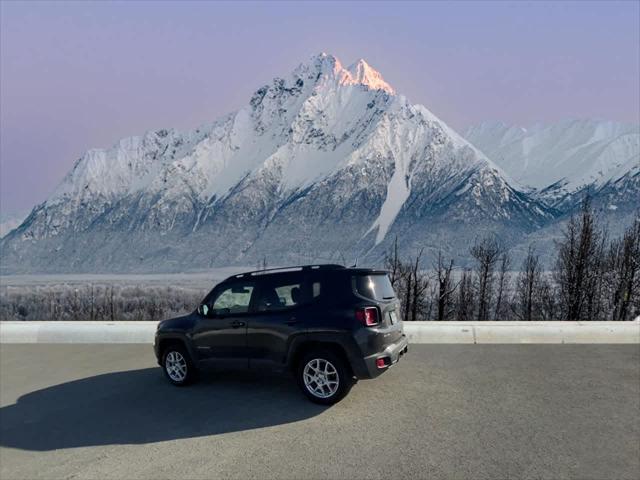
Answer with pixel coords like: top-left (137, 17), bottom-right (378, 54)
top-left (154, 264), bottom-right (408, 404)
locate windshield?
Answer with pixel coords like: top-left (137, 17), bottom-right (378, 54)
top-left (354, 274), bottom-right (396, 301)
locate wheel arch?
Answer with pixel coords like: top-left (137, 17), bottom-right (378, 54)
top-left (156, 334), bottom-right (198, 363)
top-left (288, 337), bottom-right (354, 376)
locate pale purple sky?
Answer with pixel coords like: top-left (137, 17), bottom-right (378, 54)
top-left (1, 0), bottom-right (638, 213)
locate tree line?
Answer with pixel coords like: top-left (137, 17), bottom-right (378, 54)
top-left (386, 200), bottom-right (639, 321)
top-left (0, 284), bottom-right (207, 322)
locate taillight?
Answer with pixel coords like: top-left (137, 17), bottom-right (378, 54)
top-left (355, 307), bottom-right (379, 326)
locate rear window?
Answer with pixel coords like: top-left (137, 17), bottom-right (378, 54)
top-left (354, 274), bottom-right (396, 301)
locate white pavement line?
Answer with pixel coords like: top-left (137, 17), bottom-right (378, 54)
top-left (0, 320), bottom-right (638, 344)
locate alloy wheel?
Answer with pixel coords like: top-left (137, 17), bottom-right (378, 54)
top-left (165, 351), bottom-right (188, 382)
top-left (303, 358), bottom-right (340, 398)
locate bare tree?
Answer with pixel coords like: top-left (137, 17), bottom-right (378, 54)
top-left (538, 275), bottom-right (557, 321)
top-left (88, 284), bottom-right (95, 321)
top-left (383, 246), bottom-right (410, 322)
top-left (607, 216), bottom-right (640, 321)
top-left (494, 251), bottom-right (511, 320)
top-left (384, 236), bottom-right (402, 288)
top-left (109, 286), bottom-right (115, 322)
top-left (586, 231), bottom-right (608, 321)
top-left (514, 245), bottom-right (542, 321)
top-left (385, 245), bottom-right (431, 322)
top-left (471, 235), bottom-right (502, 321)
top-left (409, 250), bottom-right (430, 321)
top-left (456, 269), bottom-right (475, 321)
top-left (554, 198), bottom-right (603, 320)
top-left (434, 251), bottom-right (456, 321)
top-left (401, 260), bottom-right (413, 322)
top-left (424, 283), bottom-right (437, 321)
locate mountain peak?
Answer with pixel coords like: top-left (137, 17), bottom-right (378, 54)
top-left (346, 58), bottom-right (395, 94)
top-left (302, 53), bottom-right (395, 95)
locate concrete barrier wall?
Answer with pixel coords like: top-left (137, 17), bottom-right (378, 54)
top-left (0, 321), bottom-right (157, 344)
top-left (1, 320), bottom-right (638, 344)
top-left (404, 321), bottom-right (640, 344)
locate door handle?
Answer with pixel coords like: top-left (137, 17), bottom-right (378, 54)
top-left (231, 320), bottom-right (246, 328)
top-left (285, 317), bottom-right (299, 326)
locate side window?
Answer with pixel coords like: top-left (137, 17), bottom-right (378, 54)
top-left (256, 276), bottom-right (320, 312)
top-left (210, 283), bottom-right (254, 315)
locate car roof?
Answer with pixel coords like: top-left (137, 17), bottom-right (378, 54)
top-left (220, 264), bottom-right (387, 283)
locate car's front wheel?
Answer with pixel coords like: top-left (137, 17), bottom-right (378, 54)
top-left (162, 345), bottom-right (196, 386)
top-left (297, 349), bottom-right (353, 404)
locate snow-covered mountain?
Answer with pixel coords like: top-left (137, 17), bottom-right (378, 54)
top-left (1, 53), bottom-right (554, 273)
top-left (464, 120), bottom-right (639, 210)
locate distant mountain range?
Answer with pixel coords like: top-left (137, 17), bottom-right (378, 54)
top-left (464, 119), bottom-right (639, 211)
top-left (1, 54), bottom-right (637, 273)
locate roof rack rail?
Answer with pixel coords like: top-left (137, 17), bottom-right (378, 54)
top-left (232, 264), bottom-right (345, 279)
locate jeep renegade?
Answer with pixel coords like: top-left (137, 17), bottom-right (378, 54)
top-left (154, 264), bottom-right (408, 404)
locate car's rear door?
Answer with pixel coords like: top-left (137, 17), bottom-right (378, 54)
top-left (247, 273), bottom-right (320, 369)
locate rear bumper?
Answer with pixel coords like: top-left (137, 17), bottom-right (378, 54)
top-left (353, 334), bottom-right (409, 379)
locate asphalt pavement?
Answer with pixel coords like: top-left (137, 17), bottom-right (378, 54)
top-left (0, 344), bottom-right (638, 479)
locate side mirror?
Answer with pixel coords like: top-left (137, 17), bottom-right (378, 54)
top-left (197, 304), bottom-right (210, 317)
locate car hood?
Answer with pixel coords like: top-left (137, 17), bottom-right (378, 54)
top-left (157, 314), bottom-right (196, 332)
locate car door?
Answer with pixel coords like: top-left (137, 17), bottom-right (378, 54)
top-left (247, 274), bottom-right (320, 369)
top-left (192, 280), bottom-right (256, 369)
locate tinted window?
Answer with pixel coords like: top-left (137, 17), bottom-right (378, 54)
top-left (210, 283), bottom-right (254, 315)
top-left (355, 274), bottom-right (396, 301)
top-left (256, 276), bottom-right (321, 312)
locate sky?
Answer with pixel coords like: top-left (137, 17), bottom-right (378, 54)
top-left (1, 0), bottom-right (639, 214)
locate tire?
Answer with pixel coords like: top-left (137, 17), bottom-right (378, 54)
top-left (297, 349), bottom-right (354, 405)
top-left (161, 344), bottom-right (197, 386)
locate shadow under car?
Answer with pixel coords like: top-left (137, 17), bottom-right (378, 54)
top-left (0, 367), bottom-right (328, 451)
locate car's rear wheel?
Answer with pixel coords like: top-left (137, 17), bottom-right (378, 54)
top-left (297, 349), bottom-right (353, 404)
top-left (162, 344), bottom-right (196, 386)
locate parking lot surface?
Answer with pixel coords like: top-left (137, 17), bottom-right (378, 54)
top-left (0, 344), bottom-right (638, 479)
